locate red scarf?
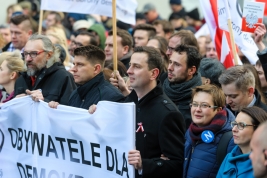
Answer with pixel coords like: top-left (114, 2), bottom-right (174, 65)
top-left (30, 76), bottom-right (36, 87)
top-left (189, 109), bottom-right (227, 144)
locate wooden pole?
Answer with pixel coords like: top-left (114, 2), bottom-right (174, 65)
top-left (38, 10), bottom-right (44, 34)
top-left (112, 0), bottom-right (118, 72)
top-left (223, 0), bottom-right (238, 65)
top-left (227, 19), bottom-right (239, 65)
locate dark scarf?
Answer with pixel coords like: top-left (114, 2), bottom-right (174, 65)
top-left (189, 109), bottom-right (227, 144)
top-left (163, 72), bottom-right (202, 105)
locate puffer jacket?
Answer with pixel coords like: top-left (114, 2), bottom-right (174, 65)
top-left (183, 108), bottom-right (236, 178)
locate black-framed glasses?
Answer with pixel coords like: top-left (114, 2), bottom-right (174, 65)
top-left (231, 121), bottom-right (257, 130)
top-left (22, 50), bottom-right (47, 59)
top-left (189, 103), bottom-right (218, 109)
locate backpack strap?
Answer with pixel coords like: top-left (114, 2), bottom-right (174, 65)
top-left (216, 131), bottom-right (233, 165)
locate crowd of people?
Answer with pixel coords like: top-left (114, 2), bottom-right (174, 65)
top-left (1, 0), bottom-right (267, 177)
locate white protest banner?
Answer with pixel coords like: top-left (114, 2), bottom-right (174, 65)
top-left (0, 96), bottom-right (135, 178)
top-left (217, 0), bottom-right (259, 64)
top-left (41, 0), bottom-right (137, 25)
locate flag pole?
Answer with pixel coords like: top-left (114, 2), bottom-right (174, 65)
top-left (38, 10), bottom-right (44, 34)
top-left (223, 0), bottom-right (239, 65)
top-left (112, 0), bottom-right (118, 72)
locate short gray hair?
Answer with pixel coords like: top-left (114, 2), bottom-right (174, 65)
top-left (28, 33), bottom-right (60, 67)
top-left (218, 65), bottom-right (255, 92)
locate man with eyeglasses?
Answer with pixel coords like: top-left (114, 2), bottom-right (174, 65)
top-left (219, 65), bottom-right (267, 116)
top-left (250, 121), bottom-right (267, 178)
top-left (69, 31), bottom-right (97, 57)
top-left (2, 14), bottom-right (33, 52)
top-left (14, 34), bottom-right (76, 105)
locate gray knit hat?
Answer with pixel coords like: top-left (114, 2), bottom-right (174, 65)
top-left (198, 58), bottom-right (225, 86)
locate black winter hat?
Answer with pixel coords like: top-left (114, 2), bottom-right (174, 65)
top-left (187, 8), bottom-right (200, 21)
top-left (170, 0), bottom-right (181, 5)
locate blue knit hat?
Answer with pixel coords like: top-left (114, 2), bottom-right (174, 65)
top-left (170, 0), bottom-right (181, 5)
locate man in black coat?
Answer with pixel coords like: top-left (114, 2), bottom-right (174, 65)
top-left (104, 46), bottom-right (185, 177)
top-left (49, 45), bottom-right (124, 109)
top-left (15, 34), bottom-right (76, 105)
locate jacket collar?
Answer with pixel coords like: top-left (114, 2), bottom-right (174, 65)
top-left (222, 146), bottom-right (252, 176)
top-left (227, 89), bottom-right (262, 116)
top-left (128, 82), bottom-right (163, 107)
top-left (253, 89), bottom-right (262, 106)
top-left (77, 72), bottom-right (104, 99)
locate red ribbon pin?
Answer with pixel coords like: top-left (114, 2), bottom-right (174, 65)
top-left (136, 122), bottom-right (144, 132)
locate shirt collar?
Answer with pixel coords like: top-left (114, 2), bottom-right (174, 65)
top-left (247, 94), bottom-right (256, 107)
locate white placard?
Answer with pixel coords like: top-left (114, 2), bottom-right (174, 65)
top-left (0, 96), bottom-right (135, 178)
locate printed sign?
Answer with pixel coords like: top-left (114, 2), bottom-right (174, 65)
top-left (242, 1), bottom-right (265, 33)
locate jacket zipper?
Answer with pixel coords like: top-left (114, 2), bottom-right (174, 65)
top-left (191, 141), bottom-right (199, 154)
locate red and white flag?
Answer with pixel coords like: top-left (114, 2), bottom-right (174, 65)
top-left (200, 0), bottom-right (259, 68)
top-left (200, 0), bottom-right (237, 68)
top-left (218, 0), bottom-right (259, 64)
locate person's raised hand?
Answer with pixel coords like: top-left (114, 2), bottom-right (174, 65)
top-left (254, 23), bottom-right (266, 52)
